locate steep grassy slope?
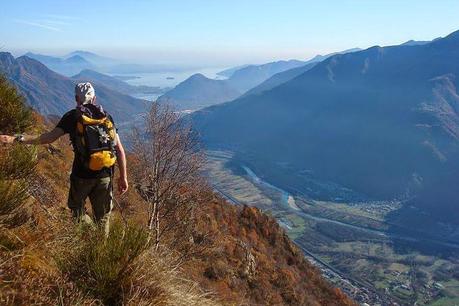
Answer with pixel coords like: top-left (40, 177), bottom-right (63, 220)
top-left (188, 199), bottom-right (353, 305)
top-left (0, 118), bottom-right (353, 305)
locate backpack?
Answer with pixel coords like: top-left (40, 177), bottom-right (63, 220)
top-left (74, 104), bottom-right (117, 171)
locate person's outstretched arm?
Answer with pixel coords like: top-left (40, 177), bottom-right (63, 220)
top-left (0, 127), bottom-right (65, 145)
top-left (114, 134), bottom-right (128, 195)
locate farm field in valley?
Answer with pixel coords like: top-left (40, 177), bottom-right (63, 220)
top-left (204, 150), bottom-right (459, 306)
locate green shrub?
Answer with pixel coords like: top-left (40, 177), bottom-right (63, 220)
top-left (0, 143), bottom-right (37, 179)
top-left (55, 218), bottom-right (218, 305)
top-left (0, 75), bottom-right (36, 231)
top-left (0, 74), bottom-right (33, 133)
top-left (0, 179), bottom-right (29, 227)
top-left (57, 219), bottom-right (151, 305)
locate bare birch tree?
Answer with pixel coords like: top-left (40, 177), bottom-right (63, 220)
top-left (131, 102), bottom-right (204, 249)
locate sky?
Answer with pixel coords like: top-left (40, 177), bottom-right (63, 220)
top-left (2, 0), bottom-right (459, 67)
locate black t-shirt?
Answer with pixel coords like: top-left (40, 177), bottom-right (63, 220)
top-left (56, 109), bottom-right (116, 179)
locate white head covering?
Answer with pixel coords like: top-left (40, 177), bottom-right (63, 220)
top-left (75, 82), bottom-right (95, 104)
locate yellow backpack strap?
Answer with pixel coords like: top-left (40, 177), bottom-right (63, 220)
top-left (81, 114), bottom-right (107, 125)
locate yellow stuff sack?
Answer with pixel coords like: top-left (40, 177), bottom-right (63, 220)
top-left (89, 151), bottom-right (117, 171)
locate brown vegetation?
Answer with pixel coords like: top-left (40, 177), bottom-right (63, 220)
top-left (0, 77), bottom-right (354, 305)
top-left (185, 196), bottom-right (355, 305)
top-left (131, 102), bottom-right (204, 249)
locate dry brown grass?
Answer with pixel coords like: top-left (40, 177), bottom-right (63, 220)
top-left (0, 76), bottom-right (219, 306)
top-left (1, 214), bottom-right (219, 306)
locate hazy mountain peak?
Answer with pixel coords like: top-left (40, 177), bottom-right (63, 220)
top-left (24, 52), bottom-right (39, 57)
top-left (0, 51), bottom-right (15, 63)
top-left (72, 68), bottom-right (103, 78)
top-left (66, 50), bottom-right (118, 67)
top-left (65, 55), bottom-right (90, 63)
top-left (188, 73), bottom-right (208, 81)
top-left (157, 73), bottom-right (240, 110)
top-left (67, 50), bottom-right (97, 57)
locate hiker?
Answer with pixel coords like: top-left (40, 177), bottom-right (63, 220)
top-left (0, 82), bottom-right (128, 225)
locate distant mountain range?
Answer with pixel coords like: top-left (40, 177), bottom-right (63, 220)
top-left (401, 38), bottom-right (440, 46)
top-left (217, 48), bottom-right (361, 94)
top-left (302, 48), bottom-right (362, 64)
top-left (242, 62), bottom-right (318, 97)
top-left (157, 73), bottom-right (241, 110)
top-left (192, 30), bottom-right (459, 227)
top-left (242, 49), bottom-right (362, 97)
top-left (24, 52), bottom-right (98, 76)
top-left (0, 52), bottom-right (147, 123)
top-left (25, 50), bottom-right (202, 76)
top-left (216, 64), bottom-right (250, 78)
top-left (72, 69), bottom-right (166, 96)
top-left (66, 50), bottom-right (119, 67)
top-left (158, 48), bottom-right (361, 110)
top-left (224, 59), bottom-right (307, 93)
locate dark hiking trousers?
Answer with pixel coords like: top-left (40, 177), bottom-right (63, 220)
top-left (67, 176), bottom-right (113, 223)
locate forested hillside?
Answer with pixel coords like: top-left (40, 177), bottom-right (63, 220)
top-left (0, 76), bottom-right (353, 305)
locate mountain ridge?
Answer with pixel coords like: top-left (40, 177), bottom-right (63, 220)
top-left (157, 73), bottom-right (241, 110)
top-left (217, 48), bottom-right (362, 95)
top-left (191, 29), bottom-right (459, 226)
top-left (66, 50), bottom-right (120, 67)
top-left (0, 52), bottom-right (147, 123)
top-left (225, 59), bottom-right (307, 93)
top-left (24, 52), bottom-right (95, 76)
top-left (72, 69), bottom-right (164, 96)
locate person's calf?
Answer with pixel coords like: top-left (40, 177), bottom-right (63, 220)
top-left (72, 208), bottom-right (94, 226)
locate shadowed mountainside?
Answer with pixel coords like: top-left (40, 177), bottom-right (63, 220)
top-left (192, 30), bottom-right (459, 225)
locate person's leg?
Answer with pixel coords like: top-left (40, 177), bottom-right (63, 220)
top-left (88, 176), bottom-right (113, 234)
top-left (67, 177), bottom-right (95, 221)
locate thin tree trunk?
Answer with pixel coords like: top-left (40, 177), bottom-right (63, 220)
top-left (155, 208), bottom-right (160, 250)
top-left (149, 156), bottom-right (160, 232)
top-left (148, 201), bottom-right (156, 230)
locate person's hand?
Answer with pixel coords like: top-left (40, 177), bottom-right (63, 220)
top-left (0, 135), bottom-right (15, 144)
top-left (118, 177), bottom-right (129, 195)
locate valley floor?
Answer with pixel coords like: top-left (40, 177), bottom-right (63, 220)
top-left (204, 150), bottom-right (459, 306)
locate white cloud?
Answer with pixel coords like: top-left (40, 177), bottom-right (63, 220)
top-left (40, 19), bottom-right (72, 26)
top-left (42, 14), bottom-right (80, 21)
top-left (14, 19), bottom-right (63, 32)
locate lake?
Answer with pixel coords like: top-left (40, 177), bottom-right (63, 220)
top-left (113, 66), bottom-right (228, 89)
